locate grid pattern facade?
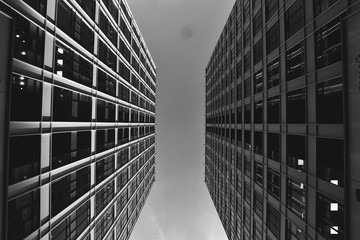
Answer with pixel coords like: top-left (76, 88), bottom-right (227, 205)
top-left (0, 0), bottom-right (156, 240)
top-left (205, 0), bottom-right (360, 240)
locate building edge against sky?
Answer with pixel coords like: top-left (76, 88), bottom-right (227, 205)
top-left (0, 0), bottom-right (157, 240)
top-left (205, 0), bottom-right (360, 240)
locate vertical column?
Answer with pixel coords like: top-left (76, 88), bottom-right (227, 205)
top-left (344, 10), bottom-right (360, 240)
top-left (0, 11), bottom-right (13, 240)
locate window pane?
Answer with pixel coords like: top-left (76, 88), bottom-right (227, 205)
top-left (9, 135), bottom-right (40, 184)
top-left (14, 15), bottom-right (44, 67)
top-left (285, 0), bottom-right (304, 40)
top-left (315, 16), bottom-right (342, 69)
top-left (286, 42), bottom-right (305, 81)
top-left (316, 78), bottom-right (343, 123)
top-left (53, 87), bottom-right (92, 122)
top-left (268, 95), bottom-right (280, 123)
top-left (8, 189), bottom-right (40, 240)
top-left (55, 44), bottom-right (93, 87)
top-left (287, 135), bottom-right (306, 172)
top-left (287, 88), bottom-right (306, 123)
top-left (317, 138), bottom-right (344, 187)
top-left (267, 58), bottom-right (280, 89)
top-left (10, 74), bottom-right (42, 121)
top-left (51, 166), bottom-right (90, 216)
top-left (267, 21), bottom-right (280, 54)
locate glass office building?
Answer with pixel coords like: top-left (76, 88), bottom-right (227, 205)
top-left (205, 0), bottom-right (360, 239)
top-left (0, 0), bottom-right (156, 239)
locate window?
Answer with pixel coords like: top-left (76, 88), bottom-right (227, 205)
top-left (120, 16), bottom-right (131, 43)
top-left (287, 178), bottom-right (306, 219)
top-left (286, 42), bottom-right (305, 81)
top-left (245, 131), bottom-right (252, 151)
top-left (244, 182), bottom-right (251, 203)
top-left (118, 83), bottom-right (130, 102)
top-left (267, 168), bottom-right (280, 199)
top-left (267, 21), bottom-right (280, 54)
top-left (287, 88), bottom-right (306, 123)
top-left (286, 220), bottom-right (307, 240)
top-left (10, 74), bottom-right (42, 121)
top-left (117, 168), bottom-right (128, 192)
top-left (103, 0), bottom-right (119, 22)
top-left (119, 38), bottom-right (131, 63)
top-left (254, 190), bottom-right (263, 217)
top-left (52, 131), bottom-right (91, 169)
top-left (316, 78), bottom-right (343, 123)
top-left (314, 0), bottom-right (339, 17)
top-left (253, 10), bottom-right (263, 37)
top-left (243, 1), bottom-right (250, 23)
top-left (57, 0), bottom-right (94, 52)
top-left (285, 0), bottom-right (304, 40)
top-left (244, 104), bottom-right (251, 123)
top-left (317, 138), bottom-right (344, 187)
top-left (74, 0), bottom-right (95, 19)
top-left (267, 58), bottom-right (280, 89)
top-left (96, 129), bottom-right (115, 153)
top-left (268, 95), bottom-right (280, 123)
top-left (55, 44), bottom-right (93, 87)
top-left (317, 193), bottom-right (344, 239)
top-left (99, 10), bottom-right (117, 47)
top-left (14, 14), bottom-right (44, 67)
top-left (236, 60), bottom-right (242, 79)
top-left (267, 133), bottom-right (280, 161)
top-left (7, 189), bottom-right (40, 240)
top-left (52, 201), bottom-right (90, 240)
top-left (95, 180), bottom-right (114, 215)
top-left (97, 99), bottom-right (115, 122)
top-left (254, 163), bottom-right (263, 186)
top-left (98, 68), bottom-right (116, 97)
top-left (253, 38), bottom-right (263, 65)
top-left (118, 127), bottom-right (129, 145)
top-left (237, 107), bottom-right (242, 124)
top-left (98, 40), bottom-right (117, 72)
top-left (51, 166), bottom-right (90, 216)
top-left (9, 135), bottom-right (40, 184)
top-left (254, 101), bottom-right (263, 124)
top-left (244, 26), bottom-right (251, 48)
top-left (96, 155), bottom-right (115, 184)
top-left (244, 77), bottom-right (251, 98)
top-left (287, 135), bottom-right (306, 172)
top-left (254, 132), bottom-right (263, 154)
top-left (95, 206), bottom-right (114, 240)
top-left (53, 87), bottom-right (92, 122)
top-left (23, 0), bottom-right (47, 16)
top-left (266, 0), bottom-right (278, 21)
top-left (267, 203), bottom-right (280, 238)
top-left (315, 16), bottom-right (342, 69)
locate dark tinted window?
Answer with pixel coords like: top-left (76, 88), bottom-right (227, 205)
top-left (51, 166), bottom-right (90, 216)
top-left (14, 15), bottom-right (44, 67)
top-left (267, 21), bottom-right (280, 54)
top-left (55, 44), bottom-right (93, 87)
top-left (10, 74), bottom-right (42, 121)
top-left (287, 88), bottom-right (306, 123)
top-left (53, 87), bottom-right (92, 122)
top-left (9, 135), bottom-right (40, 184)
top-left (8, 189), bottom-right (40, 240)
top-left (285, 0), bottom-right (304, 40)
top-left (316, 78), bottom-right (343, 123)
top-left (286, 42), bottom-right (305, 81)
top-left (52, 131), bottom-right (91, 169)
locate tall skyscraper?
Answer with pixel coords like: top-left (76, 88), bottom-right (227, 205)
top-left (205, 0), bottom-right (360, 239)
top-left (0, 0), bottom-right (156, 239)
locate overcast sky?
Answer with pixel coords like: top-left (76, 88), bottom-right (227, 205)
top-left (126, 1), bottom-right (235, 239)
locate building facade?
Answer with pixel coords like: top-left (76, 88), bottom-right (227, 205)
top-left (0, 0), bottom-right (156, 240)
top-left (205, 0), bottom-right (360, 240)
